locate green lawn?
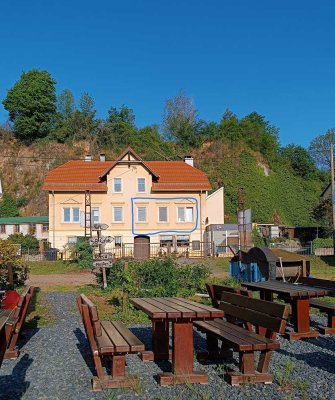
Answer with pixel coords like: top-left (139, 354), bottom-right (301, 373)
top-left (27, 260), bottom-right (81, 275)
top-left (309, 256), bottom-right (335, 279)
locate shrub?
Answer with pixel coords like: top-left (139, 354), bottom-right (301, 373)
top-left (0, 239), bottom-right (29, 290)
top-left (7, 233), bottom-right (39, 251)
top-left (98, 258), bottom-right (210, 298)
top-left (73, 239), bottom-right (93, 269)
top-left (312, 237), bottom-right (333, 249)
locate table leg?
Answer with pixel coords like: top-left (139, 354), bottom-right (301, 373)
top-left (260, 290), bottom-right (273, 302)
top-left (141, 320), bottom-right (172, 362)
top-left (286, 298), bottom-right (319, 340)
top-left (158, 321), bottom-right (208, 386)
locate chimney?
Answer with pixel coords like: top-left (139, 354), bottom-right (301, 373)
top-left (99, 153), bottom-right (106, 162)
top-left (84, 155), bottom-right (92, 162)
top-left (184, 155), bottom-right (194, 167)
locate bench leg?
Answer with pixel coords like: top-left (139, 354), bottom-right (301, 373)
top-left (225, 351), bottom-right (273, 385)
top-left (141, 320), bottom-right (172, 362)
top-left (4, 331), bottom-right (20, 360)
top-left (320, 313), bottom-right (335, 335)
top-left (197, 334), bottom-right (233, 361)
top-left (92, 354), bottom-right (138, 391)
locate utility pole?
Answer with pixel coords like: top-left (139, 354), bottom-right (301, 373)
top-left (331, 145), bottom-right (335, 253)
top-left (237, 188), bottom-right (246, 250)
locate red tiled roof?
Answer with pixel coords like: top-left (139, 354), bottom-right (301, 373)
top-left (43, 154), bottom-right (211, 192)
top-left (147, 161), bottom-right (211, 191)
top-left (42, 161), bottom-right (113, 192)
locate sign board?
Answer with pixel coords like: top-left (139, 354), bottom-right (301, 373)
top-left (93, 260), bottom-right (113, 268)
top-left (93, 253), bottom-right (113, 261)
top-left (93, 223), bottom-right (109, 231)
top-left (89, 236), bottom-right (113, 246)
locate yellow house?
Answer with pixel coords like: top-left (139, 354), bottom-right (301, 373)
top-left (43, 147), bottom-right (224, 257)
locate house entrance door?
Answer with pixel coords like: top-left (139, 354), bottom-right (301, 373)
top-left (134, 236), bottom-right (150, 259)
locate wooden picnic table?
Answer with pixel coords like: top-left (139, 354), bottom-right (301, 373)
top-left (242, 281), bottom-right (329, 340)
top-left (130, 297), bottom-right (223, 386)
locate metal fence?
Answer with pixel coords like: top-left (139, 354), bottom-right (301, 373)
top-left (269, 242), bottom-right (335, 256)
top-left (19, 241), bottom-right (238, 261)
top-left (19, 241), bottom-right (335, 262)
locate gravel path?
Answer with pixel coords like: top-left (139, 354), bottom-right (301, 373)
top-left (27, 272), bottom-right (95, 289)
top-left (0, 292), bottom-right (334, 400)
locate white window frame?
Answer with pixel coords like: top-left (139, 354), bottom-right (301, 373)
top-left (67, 236), bottom-right (78, 245)
top-left (63, 207), bottom-right (80, 223)
top-left (112, 206), bottom-right (123, 223)
top-left (158, 206), bottom-right (168, 223)
top-left (137, 206), bottom-right (147, 223)
top-left (91, 207), bottom-right (100, 225)
top-left (113, 177), bottom-right (122, 193)
top-left (137, 177), bottom-right (146, 193)
top-left (177, 206), bottom-right (194, 223)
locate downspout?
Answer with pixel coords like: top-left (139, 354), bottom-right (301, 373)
top-left (52, 190), bottom-right (55, 248)
top-left (199, 191), bottom-right (203, 243)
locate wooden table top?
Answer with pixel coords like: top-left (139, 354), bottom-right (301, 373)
top-left (130, 297), bottom-right (224, 320)
top-left (0, 316), bottom-right (7, 332)
top-left (242, 281), bottom-right (329, 298)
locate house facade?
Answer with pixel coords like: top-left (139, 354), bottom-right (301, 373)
top-left (42, 148), bottom-right (224, 257)
top-left (0, 216), bottom-right (49, 241)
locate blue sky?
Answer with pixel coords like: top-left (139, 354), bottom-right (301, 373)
top-left (1, 0), bottom-right (335, 147)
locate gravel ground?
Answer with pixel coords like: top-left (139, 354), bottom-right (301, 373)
top-left (0, 292), bottom-right (334, 400)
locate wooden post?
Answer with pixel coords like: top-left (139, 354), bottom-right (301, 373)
top-left (7, 265), bottom-right (14, 289)
top-left (122, 262), bottom-right (129, 311)
top-left (97, 230), bottom-right (107, 289)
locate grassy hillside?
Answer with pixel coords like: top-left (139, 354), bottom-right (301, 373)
top-left (197, 143), bottom-right (323, 225)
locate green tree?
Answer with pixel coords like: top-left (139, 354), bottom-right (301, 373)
top-left (309, 128), bottom-right (335, 170)
top-left (280, 144), bottom-right (317, 178)
top-left (2, 69), bottom-right (57, 143)
top-left (7, 233), bottom-right (39, 251)
top-left (57, 89), bottom-right (75, 123)
top-left (0, 194), bottom-right (20, 217)
top-left (312, 197), bottom-right (332, 236)
top-left (239, 112), bottom-right (279, 162)
top-left (162, 90), bottom-right (201, 147)
top-left (106, 105), bottom-right (136, 146)
top-left (72, 92), bottom-right (98, 140)
top-left (217, 109), bottom-right (241, 141)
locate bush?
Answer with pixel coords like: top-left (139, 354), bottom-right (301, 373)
top-left (0, 239), bottom-right (29, 290)
top-left (312, 237), bottom-right (333, 249)
top-left (7, 233), bottom-right (39, 251)
top-left (97, 258), bottom-right (210, 297)
top-left (73, 239), bottom-right (93, 269)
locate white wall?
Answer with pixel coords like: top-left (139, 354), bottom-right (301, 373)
top-left (205, 187), bottom-right (224, 225)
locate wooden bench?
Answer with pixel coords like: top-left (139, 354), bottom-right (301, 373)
top-left (206, 283), bottom-right (251, 308)
top-left (77, 294), bottom-right (145, 391)
top-left (297, 277), bottom-right (335, 294)
top-left (0, 317), bottom-right (7, 368)
top-left (308, 299), bottom-right (335, 335)
top-left (4, 286), bottom-right (34, 359)
top-left (194, 292), bottom-right (289, 385)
